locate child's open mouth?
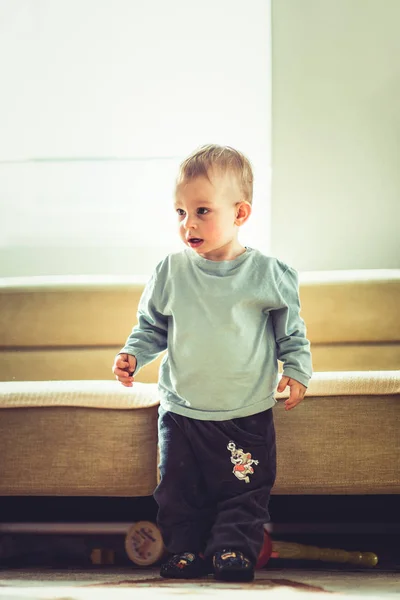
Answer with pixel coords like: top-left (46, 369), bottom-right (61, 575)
top-left (188, 238), bottom-right (204, 248)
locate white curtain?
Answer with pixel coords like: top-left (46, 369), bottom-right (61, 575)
top-left (0, 0), bottom-right (271, 277)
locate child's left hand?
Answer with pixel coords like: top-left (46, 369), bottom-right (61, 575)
top-left (277, 376), bottom-right (307, 411)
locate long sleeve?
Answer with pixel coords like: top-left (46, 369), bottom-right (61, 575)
top-left (271, 267), bottom-right (312, 387)
top-left (119, 268), bottom-right (168, 374)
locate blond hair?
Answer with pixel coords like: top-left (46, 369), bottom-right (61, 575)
top-left (177, 144), bottom-right (254, 204)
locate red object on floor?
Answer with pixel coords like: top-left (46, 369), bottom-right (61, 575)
top-left (256, 528), bottom-right (273, 569)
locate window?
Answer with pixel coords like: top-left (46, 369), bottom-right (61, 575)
top-left (0, 0), bottom-right (271, 277)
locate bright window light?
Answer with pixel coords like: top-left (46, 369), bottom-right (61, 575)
top-left (0, 0), bottom-right (271, 277)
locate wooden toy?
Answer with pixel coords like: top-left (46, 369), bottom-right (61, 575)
top-left (125, 520), bottom-right (166, 566)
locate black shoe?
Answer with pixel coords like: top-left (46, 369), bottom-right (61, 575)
top-left (212, 549), bottom-right (255, 582)
top-left (160, 552), bottom-right (208, 579)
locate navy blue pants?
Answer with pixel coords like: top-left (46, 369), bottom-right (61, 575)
top-left (153, 406), bottom-right (276, 564)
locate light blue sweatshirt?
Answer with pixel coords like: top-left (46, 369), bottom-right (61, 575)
top-left (120, 247), bottom-right (312, 421)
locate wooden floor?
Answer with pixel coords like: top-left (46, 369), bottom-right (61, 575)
top-left (0, 567), bottom-right (399, 599)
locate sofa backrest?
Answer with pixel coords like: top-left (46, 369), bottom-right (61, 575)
top-left (0, 270), bottom-right (399, 381)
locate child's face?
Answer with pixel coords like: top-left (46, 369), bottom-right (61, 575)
top-left (174, 171), bottom-right (249, 261)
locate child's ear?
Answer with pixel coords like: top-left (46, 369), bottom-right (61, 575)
top-left (235, 201), bottom-right (252, 226)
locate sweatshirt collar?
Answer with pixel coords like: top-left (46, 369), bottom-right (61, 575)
top-left (186, 247), bottom-right (252, 274)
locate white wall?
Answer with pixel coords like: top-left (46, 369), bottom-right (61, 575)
top-left (271, 0), bottom-right (400, 270)
top-left (0, 0), bottom-right (271, 277)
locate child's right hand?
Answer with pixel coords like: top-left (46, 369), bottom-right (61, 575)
top-left (112, 353), bottom-right (137, 387)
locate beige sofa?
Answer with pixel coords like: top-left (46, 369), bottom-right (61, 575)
top-left (0, 269), bottom-right (399, 501)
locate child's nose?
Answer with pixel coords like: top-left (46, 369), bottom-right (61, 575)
top-left (184, 214), bottom-right (197, 229)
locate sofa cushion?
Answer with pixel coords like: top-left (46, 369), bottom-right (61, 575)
top-left (273, 370), bottom-right (400, 494)
top-left (1, 372), bottom-right (399, 496)
top-left (0, 381), bottom-right (159, 497)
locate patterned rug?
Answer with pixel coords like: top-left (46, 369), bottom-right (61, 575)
top-left (86, 574), bottom-right (332, 592)
top-left (1, 569), bottom-right (397, 599)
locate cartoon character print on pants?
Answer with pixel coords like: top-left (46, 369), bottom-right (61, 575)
top-left (227, 441), bottom-right (259, 484)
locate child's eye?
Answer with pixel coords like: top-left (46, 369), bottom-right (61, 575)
top-left (197, 207), bottom-right (209, 215)
top-left (176, 208), bottom-right (185, 217)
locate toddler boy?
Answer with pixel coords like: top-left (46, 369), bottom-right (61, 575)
top-left (113, 144), bottom-right (312, 581)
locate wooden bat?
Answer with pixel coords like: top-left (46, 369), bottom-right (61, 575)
top-left (256, 530), bottom-right (378, 568)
